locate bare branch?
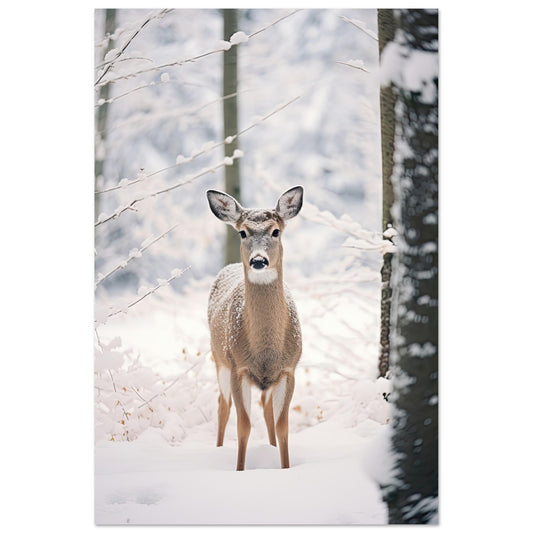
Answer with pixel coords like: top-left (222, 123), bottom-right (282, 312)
top-left (95, 77), bottom-right (169, 108)
top-left (95, 152), bottom-right (239, 227)
top-left (95, 95), bottom-right (300, 204)
top-left (95, 222), bottom-right (180, 288)
top-left (248, 9), bottom-right (301, 38)
top-left (106, 265), bottom-right (191, 319)
top-left (95, 9), bottom-right (173, 86)
top-left (336, 60), bottom-right (369, 73)
top-left (339, 15), bottom-right (379, 41)
top-left (136, 353), bottom-right (208, 409)
top-left (95, 10), bottom-right (300, 89)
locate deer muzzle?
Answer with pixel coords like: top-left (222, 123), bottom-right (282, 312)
top-left (250, 255), bottom-right (269, 270)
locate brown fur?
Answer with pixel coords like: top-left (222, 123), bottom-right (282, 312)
top-left (207, 187), bottom-right (303, 470)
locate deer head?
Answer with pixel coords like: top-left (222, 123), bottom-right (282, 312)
top-left (206, 186), bottom-right (303, 284)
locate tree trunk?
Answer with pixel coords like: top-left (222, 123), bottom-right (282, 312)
top-left (377, 9), bottom-right (398, 378)
top-left (95, 9), bottom-right (116, 225)
top-left (381, 9), bottom-right (439, 524)
top-left (222, 9), bottom-right (242, 265)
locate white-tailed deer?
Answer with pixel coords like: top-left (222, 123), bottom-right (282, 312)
top-left (206, 186), bottom-right (303, 471)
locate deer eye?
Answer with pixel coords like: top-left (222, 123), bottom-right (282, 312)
top-left (272, 229), bottom-right (280, 238)
top-left (239, 230), bottom-right (247, 239)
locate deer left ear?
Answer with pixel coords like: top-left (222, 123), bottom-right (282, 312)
top-left (206, 190), bottom-right (244, 227)
top-left (276, 186), bottom-right (303, 221)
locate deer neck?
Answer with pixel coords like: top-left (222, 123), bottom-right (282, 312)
top-left (243, 263), bottom-right (288, 338)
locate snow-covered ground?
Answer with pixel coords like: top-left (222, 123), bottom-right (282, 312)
top-left (95, 266), bottom-right (391, 525)
top-left (95, 418), bottom-right (387, 525)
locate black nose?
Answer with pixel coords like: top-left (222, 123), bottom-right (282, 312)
top-left (250, 256), bottom-right (269, 269)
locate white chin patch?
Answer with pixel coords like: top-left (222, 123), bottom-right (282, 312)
top-left (247, 268), bottom-right (278, 285)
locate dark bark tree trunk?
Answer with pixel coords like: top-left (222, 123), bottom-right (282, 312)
top-left (378, 9), bottom-right (398, 378)
top-left (380, 9), bottom-right (439, 524)
top-left (222, 9), bottom-right (242, 265)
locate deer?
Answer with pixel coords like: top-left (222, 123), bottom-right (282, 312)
top-left (206, 186), bottom-right (304, 471)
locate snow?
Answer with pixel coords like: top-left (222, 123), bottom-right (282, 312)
top-left (229, 30), bottom-right (249, 45)
top-left (217, 39), bottom-right (232, 51)
top-left (380, 34), bottom-right (438, 104)
top-left (95, 418), bottom-right (387, 525)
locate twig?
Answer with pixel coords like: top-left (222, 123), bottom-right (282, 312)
top-left (95, 78), bottom-right (167, 107)
top-left (248, 9), bottom-right (301, 39)
top-left (95, 56), bottom-right (154, 70)
top-left (335, 60), bottom-right (369, 73)
top-left (106, 266), bottom-right (191, 318)
top-left (96, 93), bottom-right (238, 194)
top-left (96, 94), bottom-right (296, 196)
top-left (261, 173), bottom-right (383, 247)
top-left (95, 222), bottom-right (180, 288)
top-left (95, 9), bottom-right (173, 86)
top-left (98, 89), bottom-right (240, 138)
top-left (95, 96), bottom-right (298, 226)
top-left (95, 9), bottom-right (300, 89)
top-left (137, 353), bottom-right (208, 409)
top-left (95, 154), bottom-right (235, 226)
top-left (339, 15), bottom-right (378, 41)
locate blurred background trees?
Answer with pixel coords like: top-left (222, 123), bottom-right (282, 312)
top-left (222, 8), bottom-right (242, 265)
top-left (93, 8), bottom-right (381, 295)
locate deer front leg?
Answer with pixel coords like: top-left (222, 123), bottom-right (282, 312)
top-left (231, 368), bottom-right (252, 471)
top-left (216, 365), bottom-right (232, 447)
top-left (272, 371), bottom-right (295, 469)
top-left (261, 389), bottom-right (277, 447)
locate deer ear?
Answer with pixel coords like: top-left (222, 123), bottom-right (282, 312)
top-left (276, 186), bottom-right (303, 221)
top-left (206, 190), bottom-right (243, 226)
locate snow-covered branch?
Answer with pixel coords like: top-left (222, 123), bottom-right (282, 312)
top-left (95, 9), bottom-right (173, 86)
top-left (95, 10), bottom-right (300, 89)
top-left (98, 89), bottom-right (240, 138)
top-left (339, 15), bottom-right (378, 41)
top-left (95, 72), bottom-right (172, 108)
top-left (95, 266), bottom-right (191, 325)
top-left (96, 95), bottom-right (300, 197)
top-left (95, 150), bottom-right (243, 227)
top-left (247, 9), bottom-right (301, 39)
top-left (336, 59), bottom-right (369, 73)
top-left (110, 265), bottom-right (191, 318)
top-left (95, 222), bottom-right (180, 289)
top-left (136, 353), bottom-right (209, 409)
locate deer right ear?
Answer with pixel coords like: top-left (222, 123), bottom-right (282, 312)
top-left (276, 185), bottom-right (304, 221)
top-left (206, 190), bottom-right (243, 226)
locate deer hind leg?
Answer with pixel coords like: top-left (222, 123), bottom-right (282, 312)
top-left (231, 368), bottom-right (252, 471)
top-left (272, 371), bottom-right (295, 469)
top-left (261, 389), bottom-right (277, 446)
top-left (216, 366), bottom-right (232, 447)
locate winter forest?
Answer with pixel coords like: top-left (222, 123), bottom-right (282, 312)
top-left (94, 8), bottom-right (438, 526)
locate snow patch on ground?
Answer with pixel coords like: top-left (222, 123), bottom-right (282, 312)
top-left (95, 417), bottom-right (387, 525)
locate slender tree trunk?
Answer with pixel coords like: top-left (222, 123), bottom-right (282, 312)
top-left (378, 9), bottom-right (398, 378)
top-left (222, 9), bottom-right (242, 265)
top-left (95, 9), bottom-right (116, 225)
top-left (381, 9), bottom-right (439, 524)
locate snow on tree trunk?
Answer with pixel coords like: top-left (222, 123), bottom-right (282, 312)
top-left (222, 9), bottom-right (242, 266)
top-left (378, 9), bottom-right (398, 378)
top-left (380, 9), bottom-right (438, 524)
